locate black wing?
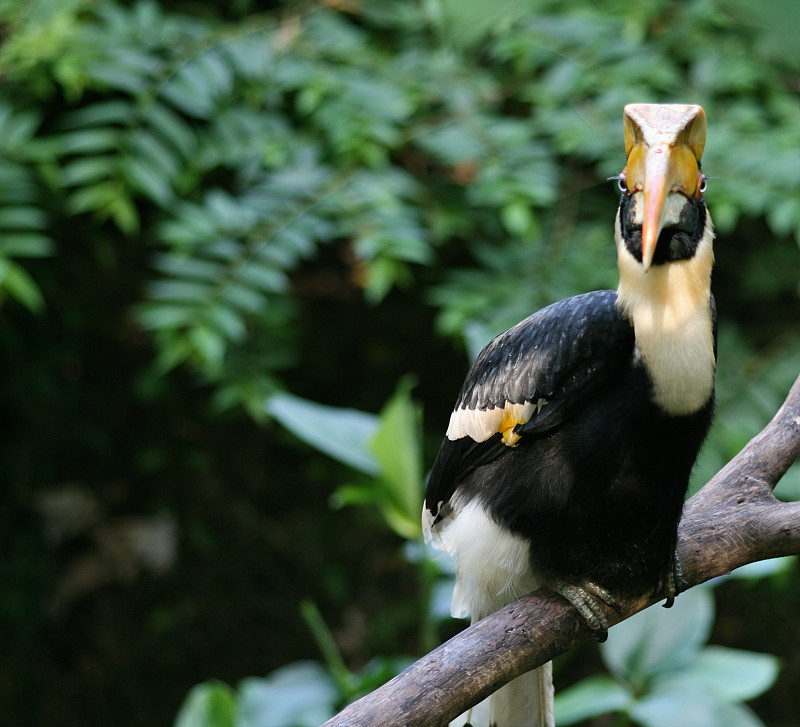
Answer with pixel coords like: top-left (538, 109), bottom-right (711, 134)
top-left (424, 290), bottom-right (634, 527)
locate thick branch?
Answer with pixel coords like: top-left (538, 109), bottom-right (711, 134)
top-left (690, 371), bottom-right (800, 510)
top-left (322, 374), bottom-right (800, 727)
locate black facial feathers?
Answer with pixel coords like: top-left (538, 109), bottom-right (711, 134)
top-left (619, 194), bottom-right (707, 265)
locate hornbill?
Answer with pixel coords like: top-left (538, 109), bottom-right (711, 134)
top-left (422, 104), bottom-right (716, 727)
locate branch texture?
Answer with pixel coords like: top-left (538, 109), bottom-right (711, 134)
top-left (322, 374), bottom-right (800, 727)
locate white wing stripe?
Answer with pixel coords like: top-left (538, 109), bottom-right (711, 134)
top-left (446, 400), bottom-right (545, 442)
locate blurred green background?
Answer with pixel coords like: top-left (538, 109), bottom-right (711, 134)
top-left (1, 0), bottom-right (799, 725)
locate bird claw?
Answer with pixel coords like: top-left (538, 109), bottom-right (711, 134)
top-left (553, 555), bottom-right (687, 641)
top-left (552, 578), bottom-right (621, 643)
top-left (660, 553), bottom-right (687, 609)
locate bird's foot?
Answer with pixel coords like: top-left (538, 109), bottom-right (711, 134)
top-left (552, 578), bottom-right (621, 643)
top-left (660, 552), bottom-right (687, 609)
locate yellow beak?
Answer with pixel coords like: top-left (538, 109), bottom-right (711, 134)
top-left (623, 104), bottom-right (707, 270)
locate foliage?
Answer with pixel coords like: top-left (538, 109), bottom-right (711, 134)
top-left (267, 377), bottom-right (424, 541)
top-left (2, 0), bottom-right (800, 725)
top-left (0, 103), bottom-right (52, 311)
top-left (173, 602), bottom-right (415, 727)
top-left (172, 662), bottom-right (343, 727)
top-left (175, 681), bottom-right (239, 727)
top-left (2, 0), bottom-right (799, 401)
top-left (169, 380), bottom-right (444, 725)
top-left (555, 586), bottom-right (780, 727)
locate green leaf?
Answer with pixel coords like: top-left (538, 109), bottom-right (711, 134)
top-left (237, 263), bottom-right (287, 294)
top-left (0, 205), bottom-right (47, 229)
top-left (553, 674), bottom-right (631, 725)
top-left (204, 304), bottom-right (247, 342)
top-left (188, 324), bottom-right (226, 375)
top-left (67, 180), bottom-right (117, 214)
top-left (360, 257), bottom-right (412, 304)
top-left (57, 128), bottom-right (122, 154)
top-left (132, 129), bottom-right (181, 180)
top-left (197, 50), bottom-right (234, 98)
top-left (124, 156), bottom-right (175, 206)
top-left (601, 586), bottom-right (714, 685)
top-left (369, 377), bottom-right (423, 539)
top-left (0, 233), bottom-right (53, 257)
top-left (87, 59), bottom-right (150, 95)
top-left (0, 107), bottom-right (41, 150)
top-left (136, 303), bottom-right (198, 331)
top-left (0, 258), bottom-right (45, 312)
top-left (658, 646), bottom-right (779, 703)
top-left (237, 662), bottom-right (338, 727)
top-left (500, 200), bottom-right (535, 237)
top-left (434, 0), bottom-right (532, 48)
top-left (223, 35), bottom-right (273, 81)
top-left (220, 284), bottom-right (268, 315)
top-left (59, 100), bottom-right (133, 130)
top-left (266, 392), bottom-right (380, 476)
top-left (148, 279), bottom-right (211, 302)
top-left (174, 681), bottom-right (238, 727)
top-left (162, 59), bottom-right (221, 119)
top-left (146, 101), bottom-right (197, 160)
top-left (107, 189), bottom-right (139, 235)
top-left (153, 254), bottom-right (224, 281)
top-left (631, 687), bottom-right (766, 727)
top-left (62, 156), bottom-right (117, 186)
top-left (153, 334), bottom-right (194, 374)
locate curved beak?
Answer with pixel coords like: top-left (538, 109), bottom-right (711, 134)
top-left (623, 104), bottom-right (707, 271)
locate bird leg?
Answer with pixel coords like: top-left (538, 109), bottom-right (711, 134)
top-left (551, 578), bottom-right (621, 643)
top-left (660, 552), bottom-right (687, 609)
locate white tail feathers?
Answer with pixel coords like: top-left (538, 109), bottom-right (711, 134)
top-left (429, 500), bottom-right (555, 727)
top-left (495, 664), bottom-right (554, 727)
top-left (450, 665), bottom-right (554, 727)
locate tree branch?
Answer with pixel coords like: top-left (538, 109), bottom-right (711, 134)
top-left (322, 373), bottom-right (800, 727)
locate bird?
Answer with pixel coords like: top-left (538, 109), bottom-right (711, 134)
top-left (422, 104), bottom-right (716, 727)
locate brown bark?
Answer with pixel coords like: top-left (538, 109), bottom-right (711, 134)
top-left (322, 373), bottom-right (800, 727)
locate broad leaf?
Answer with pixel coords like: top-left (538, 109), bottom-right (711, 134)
top-left (553, 674), bottom-right (631, 725)
top-left (266, 392), bottom-right (380, 476)
top-left (631, 687), bottom-right (766, 727)
top-left (238, 662), bottom-right (338, 727)
top-left (174, 681), bottom-right (237, 727)
top-left (657, 645), bottom-right (779, 703)
top-left (601, 586), bottom-right (714, 685)
top-left (369, 377), bottom-right (424, 539)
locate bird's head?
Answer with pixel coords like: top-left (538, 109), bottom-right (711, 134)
top-left (615, 104), bottom-right (710, 272)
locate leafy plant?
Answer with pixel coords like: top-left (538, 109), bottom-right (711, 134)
top-left (172, 601), bottom-right (415, 727)
top-left (555, 586), bottom-right (780, 727)
top-left (268, 378), bottom-right (449, 649)
top-left (267, 377), bottom-right (424, 541)
top-left (3, 0), bottom-right (799, 403)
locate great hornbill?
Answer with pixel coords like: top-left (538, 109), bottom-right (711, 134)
top-left (422, 104), bottom-right (716, 727)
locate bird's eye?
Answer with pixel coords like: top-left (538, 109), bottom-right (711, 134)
top-left (698, 176), bottom-right (707, 194)
top-left (609, 172), bottom-right (629, 195)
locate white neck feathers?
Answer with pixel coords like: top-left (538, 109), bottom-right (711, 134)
top-left (615, 215), bottom-right (716, 416)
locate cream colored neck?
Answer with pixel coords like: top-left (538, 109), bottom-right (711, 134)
top-left (615, 215), bottom-right (716, 416)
